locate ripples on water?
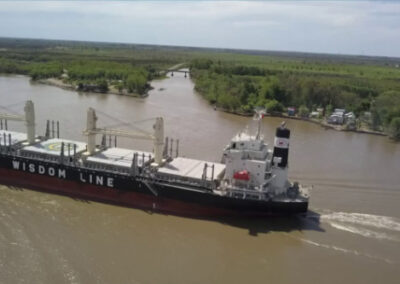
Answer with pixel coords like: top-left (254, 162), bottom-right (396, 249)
top-left (290, 210), bottom-right (400, 265)
top-left (1, 186), bottom-right (400, 284)
top-left (1, 74), bottom-right (400, 284)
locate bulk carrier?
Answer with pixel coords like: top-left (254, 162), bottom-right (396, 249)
top-left (0, 101), bottom-right (309, 217)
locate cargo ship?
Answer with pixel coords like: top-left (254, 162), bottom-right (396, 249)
top-left (0, 101), bottom-right (309, 217)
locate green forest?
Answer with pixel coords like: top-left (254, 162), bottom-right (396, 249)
top-left (189, 56), bottom-right (400, 139)
top-left (0, 38), bottom-right (190, 95)
top-left (1, 38), bottom-right (400, 139)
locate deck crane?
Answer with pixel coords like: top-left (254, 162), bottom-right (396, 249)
top-left (0, 100), bottom-right (36, 144)
top-left (83, 108), bottom-right (164, 165)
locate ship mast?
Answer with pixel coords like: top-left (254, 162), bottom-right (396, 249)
top-left (83, 108), bottom-right (164, 165)
top-left (0, 100), bottom-right (36, 144)
top-left (254, 108), bottom-right (266, 140)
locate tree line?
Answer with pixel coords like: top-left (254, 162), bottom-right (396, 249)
top-left (190, 58), bottom-right (400, 140)
top-left (0, 41), bottom-right (189, 95)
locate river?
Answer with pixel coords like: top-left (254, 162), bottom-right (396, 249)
top-left (0, 73), bottom-right (399, 284)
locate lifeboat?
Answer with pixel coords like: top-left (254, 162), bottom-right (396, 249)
top-left (233, 170), bottom-right (250, 181)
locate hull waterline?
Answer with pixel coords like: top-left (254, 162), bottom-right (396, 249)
top-left (0, 166), bottom-right (308, 218)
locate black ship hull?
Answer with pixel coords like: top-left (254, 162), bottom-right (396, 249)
top-left (0, 154), bottom-right (308, 217)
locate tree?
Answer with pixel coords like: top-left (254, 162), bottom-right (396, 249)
top-left (299, 105), bottom-right (309, 118)
top-left (126, 73), bottom-right (147, 94)
top-left (375, 91), bottom-right (400, 124)
top-left (115, 82), bottom-right (124, 93)
top-left (266, 99), bottom-right (283, 113)
top-left (336, 91), bottom-right (358, 112)
top-left (389, 117), bottom-right (400, 140)
top-left (325, 104), bottom-right (333, 117)
top-left (190, 58), bottom-right (213, 70)
top-left (96, 79), bottom-right (108, 93)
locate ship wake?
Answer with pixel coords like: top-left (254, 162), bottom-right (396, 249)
top-left (296, 237), bottom-right (394, 264)
top-left (321, 212), bottom-right (400, 242)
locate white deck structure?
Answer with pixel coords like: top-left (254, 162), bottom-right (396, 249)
top-left (86, 147), bottom-right (152, 168)
top-left (158, 157), bottom-right (225, 181)
top-left (22, 138), bottom-right (87, 156)
top-left (0, 130), bottom-right (28, 146)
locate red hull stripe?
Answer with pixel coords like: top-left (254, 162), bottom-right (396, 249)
top-left (0, 168), bottom-right (261, 217)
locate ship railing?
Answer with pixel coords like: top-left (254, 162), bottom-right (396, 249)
top-left (6, 150), bottom-right (59, 163)
top-left (0, 144), bottom-right (11, 154)
top-left (83, 161), bottom-right (132, 175)
top-left (0, 141), bottom-right (19, 154)
top-left (227, 187), bottom-right (268, 201)
top-left (142, 172), bottom-right (216, 190)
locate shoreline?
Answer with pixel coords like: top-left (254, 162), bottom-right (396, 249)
top-left (214, 106), bottom-right (387, 137)
top-left (39, 77), bottom-right (389, 138)
top-left (36, 78), bottom-right (146, 98)
top-left (3, 73), bottom-right (389, 139)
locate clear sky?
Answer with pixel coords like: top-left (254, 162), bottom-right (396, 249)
top-left (0, 1), bottom-right (399, 57)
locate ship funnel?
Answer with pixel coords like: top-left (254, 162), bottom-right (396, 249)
top-left (272, 122), bottom-right (290, 168)
top-left (24, 100), bottom-right (36, 144)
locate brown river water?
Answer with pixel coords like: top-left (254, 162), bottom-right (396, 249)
top-left (0, 73), bottom-right (399, 284)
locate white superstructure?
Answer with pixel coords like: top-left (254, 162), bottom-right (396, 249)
top-left (223, 132), bottom-right (271, 188)
top-left (218, 111), bottom-right (294, 199)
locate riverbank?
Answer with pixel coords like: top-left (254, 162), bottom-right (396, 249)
top-left (36, 78), bottom-right (146, 97)
top-left (32, 63), bottom-right (188, 97)
top-left (31, 74), bottom-right (390, 139)
top-left (213, 106), bottom-right (387, 137)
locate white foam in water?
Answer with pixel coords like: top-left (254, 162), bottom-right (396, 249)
top-left (298, 237), bottom-right (394, 264)
top-left (329, 222), bottom-right (399, 242)
top-left (319, 212), bottom-right (400, 242)
top-left (321, 212), bottom-right (400, 232)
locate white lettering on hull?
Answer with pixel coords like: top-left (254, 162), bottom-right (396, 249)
top-left (12, 160), bottom-right (20, 170)
top-left (38, 165), bottom-right (45, 174)
top-left (11, 160), bottom-right (114, 188)
top-left (79, 173), bottom-right (86, 182)
top-left (96, 176), bottom-right (103, 186)
top-left (107, 178), bottom-right (114, 188)
top-left (58, 169), bottom-right (66, 179)
top-left (29, 163), bottom-right (35, 173)
top-left (79, 172), bottom-right (114, 188)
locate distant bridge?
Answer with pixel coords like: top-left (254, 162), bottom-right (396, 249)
top-left (158, 63), bottom-right (190, 77)
top-left (159, 69), bottom-right (190, 78)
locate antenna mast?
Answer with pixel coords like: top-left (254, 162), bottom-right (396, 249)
top-left (254, 107), bottom-right (266, 140)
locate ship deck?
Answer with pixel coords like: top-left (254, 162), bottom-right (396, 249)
top-left (21, 138), bottom-right (87, 156)
top-left (0, 130), bottom-right (28, 146)
top-left (86, 147), bottom-right (152, 168)
top-left (158, 157), bottom-right (225, 181)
